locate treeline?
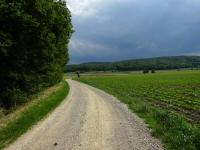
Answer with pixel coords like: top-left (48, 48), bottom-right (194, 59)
top-left (65, 56), bottom-right (200, 72)
top-left (0, 0), bottom-right (73, 109)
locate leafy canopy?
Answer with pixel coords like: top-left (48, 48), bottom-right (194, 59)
top-left (0, 0), bottom-right (73, 108)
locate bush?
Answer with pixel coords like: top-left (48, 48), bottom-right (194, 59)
top-left (1, 88), bottom-right (28, 109)
top-left (143, 69), bottom-right (149, 74)
top-left (151, 69), bottom-right (156, 73)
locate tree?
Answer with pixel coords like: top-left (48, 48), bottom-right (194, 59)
top-left (0, 0), bottom-right (73, 108)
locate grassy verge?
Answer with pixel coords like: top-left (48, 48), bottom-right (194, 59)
top-left (76, 72), bottom-right (200, 150)
top-left (128, 97), bottom-right (200, 150)
top-left (0, 80), bottom-right (69, 149)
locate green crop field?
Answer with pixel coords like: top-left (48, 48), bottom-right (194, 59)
top-left (75, 70), bottom-right (200, 150)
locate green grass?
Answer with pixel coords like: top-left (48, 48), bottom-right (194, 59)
top-left (0, 80), bottom-right (69, 149)
top-left (76, 70), bottom-right (200, 150)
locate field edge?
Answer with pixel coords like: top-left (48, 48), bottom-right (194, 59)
top-left (76, 77), bottom-right (200, 150)
top-left (0, 80), bottom-right (69, 150)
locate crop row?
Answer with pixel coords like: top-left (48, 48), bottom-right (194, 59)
top-left (77, 71), bottom-right (200, 124)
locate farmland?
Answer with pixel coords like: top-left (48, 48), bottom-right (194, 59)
top-left (76, 70), bottom-right (200, 149)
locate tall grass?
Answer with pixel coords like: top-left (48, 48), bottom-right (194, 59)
top-left (130, 98), bottom-right (200, 150)
top-left (0, 80), bottom-right (69, 149)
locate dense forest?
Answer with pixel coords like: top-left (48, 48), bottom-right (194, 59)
top-left (65, 56), bottom-right (200, 72)
top-left (0, 0), bottom-right (73, 109)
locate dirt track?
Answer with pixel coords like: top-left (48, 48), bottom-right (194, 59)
top-left (5, 79), bottom-right (163, 150)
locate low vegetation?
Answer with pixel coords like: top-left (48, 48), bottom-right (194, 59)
top-left (0, 80), bottom-right (69, 149)
top-left (76, 70), bottom-right (200, 150)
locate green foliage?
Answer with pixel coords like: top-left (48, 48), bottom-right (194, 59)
top-left (66, 56), bottom-right (200, 72)
top-left (77, 71), bottom-right (200, 123)
top-left (0, 80), bottom-right (69, 149)
top-left (76, 71), bottom-right (200, 149)
top-left (0, 0), bottom-right (73, 108)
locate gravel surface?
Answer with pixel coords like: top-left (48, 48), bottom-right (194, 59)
top-left (5, 79), bottom-right (163, 150)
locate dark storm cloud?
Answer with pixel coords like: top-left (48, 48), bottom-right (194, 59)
top-left (68, 0), bottom-right (200, 63)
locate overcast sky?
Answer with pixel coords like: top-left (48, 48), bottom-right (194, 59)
top-left (67, 0), bottom-right (200, 64)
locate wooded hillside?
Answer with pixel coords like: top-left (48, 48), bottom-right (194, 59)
top-left (65, 56), bottom-right (200, 72)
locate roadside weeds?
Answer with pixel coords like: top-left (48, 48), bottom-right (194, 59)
top-left (0, 80), bottom-right (69, 149)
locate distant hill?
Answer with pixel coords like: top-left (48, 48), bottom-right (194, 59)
top-left (65, 56), bottom-right (200, 72)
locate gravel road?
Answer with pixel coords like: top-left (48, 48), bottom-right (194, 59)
top-left (5, 79), bottom-right (163, 150)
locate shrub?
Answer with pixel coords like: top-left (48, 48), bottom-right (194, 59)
top-left (143, 69), bottom-right (149, 74)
